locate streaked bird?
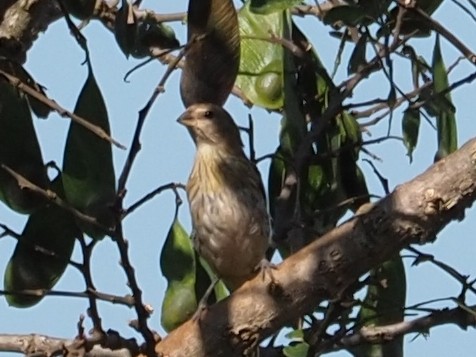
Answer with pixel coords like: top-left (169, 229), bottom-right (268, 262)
top-left (178, 103), bottom-right (271, 290)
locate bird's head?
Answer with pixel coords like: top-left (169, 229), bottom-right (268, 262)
top-left (177, 103), bottom-right (243, 153)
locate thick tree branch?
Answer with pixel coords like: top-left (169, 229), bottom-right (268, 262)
top-left (154, 137), bottom-right (476, 356)
top-left (0, 331), bottom-right (139, 357)
top-left (0, 0), bottom-right (61, 63)
top-left (334, 305), bottom-right (476, 351)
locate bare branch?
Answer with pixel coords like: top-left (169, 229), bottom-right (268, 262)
top-left (0, 69), bottom-right (126, 149)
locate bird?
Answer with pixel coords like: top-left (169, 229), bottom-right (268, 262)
top-left (177, 103), bottom-right (272, 292)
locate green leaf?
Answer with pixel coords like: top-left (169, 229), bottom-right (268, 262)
top-left (431, 35), bottom-right (457, 161)
top-left (132, 20), bottom-right (179, 59)
top-left (402, 108), bottom-right (420, 163)
top-left (0, 60), bottom-right (51, 119)
top-left (354, 255), bottom-right (406, 357)
top-left (0, 77), bottom-right (48, 213)
top-left (62, 66), bottom-right (116, 240)
top-left (4, 177), bottom-right (79, 307)
top-left (114, 0), bottom-right (138, 58)
top-left (63, 0), bottom-right (96, 20)
top-left (160, 219), bottom-right (197, 332)
top-left (283, 342), bottom-right (309, 357)
top-left (348, 33), bottom-right (368, 75)
top-left (236, 4), bottom-right (284, 109)
top-left (180, 0), bottom-right (240, 107)
top-left (380, 0), bottom-right (443, 38)
top-left (195, 254), bottom-right (229, 302)
top-left (250, 0), bottom-right (303, 14)
top-left (323, 6), bottom-right (367, 27)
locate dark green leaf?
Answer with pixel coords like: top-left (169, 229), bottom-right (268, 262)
top-left (348, 33), bottom-right (368, 75)
top-left (0, 78), bottom-right (48, 213)
top-left (114, 0), bottom-right (138, 58)
top-left (323, 6), bottom-right (367, 27)
top-left (402, 108), bottom-right (421, 162)
top-left (268, 146), bottom-right (287, 221)
top-left (63, 0), bottom-right (96, 20)
top-left (180, 0), bottom-right (240, 107)
top-left (4, 177), bottom-right (79, 307)
top-left (62, 66), bottom-right (116, 240)
top-left (236, 4), bottom-right (284, 109)
top-left (431, 35), bottom-right (457, 160)
top-left (160, 219), bottom-right (197, 332)
top-left (0, 60), bottom-right (51, 119)
top-left (195, 254), bottom-right (229, 303)
top-left (132, 21), bottom-right (179, 59)
top-left (354, 255), bottom-right (406, 357)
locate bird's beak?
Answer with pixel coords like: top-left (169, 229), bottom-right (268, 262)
top-left (177, 112), bottom-right (194, 127)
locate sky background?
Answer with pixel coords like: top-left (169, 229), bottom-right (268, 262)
top-left (1, 1), bottom-right (475, 356)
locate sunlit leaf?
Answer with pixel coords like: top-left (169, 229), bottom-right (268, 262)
top-left (160, 219), bottom-right (197, 332)
top-left (250, 0), bottom-right (303, 14)
top-left (283, 342), bottom-right (309, 357)
top-left (236, 4), bottom-right (284, 109)
top-left (431, 35), bottom-right (457, 161)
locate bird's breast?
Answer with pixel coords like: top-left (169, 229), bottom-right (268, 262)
top-left (186, 152), bottom-right (270, 285)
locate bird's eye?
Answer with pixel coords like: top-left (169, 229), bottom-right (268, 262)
top-left (204, 110), bottom-right (214, 119)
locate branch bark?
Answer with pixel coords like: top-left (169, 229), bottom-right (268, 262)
top-left (0, 0), bottom-right (61, 63)
top-left (154, 137), bottom-right (476, 356)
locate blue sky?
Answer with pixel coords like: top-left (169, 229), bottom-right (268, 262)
top-left (0, 1), bottom-right (475, 356)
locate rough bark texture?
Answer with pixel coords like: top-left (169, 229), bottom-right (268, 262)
top-left (0, 0), bottom-right (60, 63)
top-left (154, 138), bottom-right (476, 356)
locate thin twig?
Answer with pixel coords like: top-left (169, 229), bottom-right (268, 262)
top-left (78, 237), bottom-right (104, 334)
top-left (117, 36), bottom-right (197, 196)
top-left (0, 69), bottom-right (125, 149)
top-left (400, 1), bottom-right (476, 65)
top-left (0, 288), bottom-right (134, 306)
top-left (123, 182), bottom-right (185, 218)
top-left (1, 164), bottom-right (113, 235)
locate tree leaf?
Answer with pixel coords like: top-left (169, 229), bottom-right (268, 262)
top-left (250, 0), bottom-right (303, 14)
top-left (354, 255), bottom-right (406, 357)
top-left (236, 4), bottom-right (284, 109)
top-left (323, 6), bottom-right (367, 27)
top-left (62, 65), bottom-right (116, 240)
top-left (114, 0), bottom-right (138, 58)
top-left (402, 108), bottom-right (421, 163)
top-left (0, 59), bottom-right (51, 119)
top-left (180, 0), bottom-right (240, 107)
top-left (283, 342), bottom-right (309, 357)
top-left (132, 20), bottom-right (179, 59)
top-left (4, 176), bottom-right (79, 307)
top-left (0, 77), bottom-right (48, 213)
top-left (431, 35), bottom-right (457, 161)
top-left (160, 219), bottom-right (197, 332)
top-left (63, 0), bottom-right (96, 20)
top-left (348, 33), bottom-right (368, 75)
